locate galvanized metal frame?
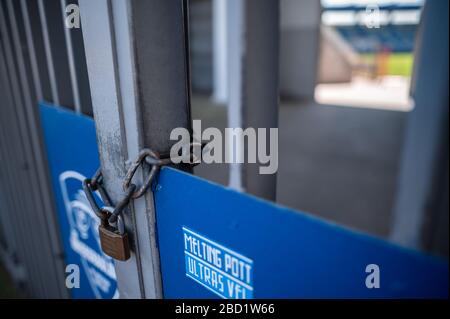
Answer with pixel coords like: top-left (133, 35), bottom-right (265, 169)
top-left (0, 4), bottom-right (43, 296)
top-left (226, 0), bottom-right (245, 192)
top-left (390, 0), bottom-right (449, 254)
top-left (60, 0), bottom-right (93, 115)
top-left (61, 0), bottom-right (81, 113)
top-left (80, 0), bottom-right (192, 298)
top-left (38, 0), bottom-right (74, 109)
top-left (212, 0), bottom-right (228, 104)
top-left (0, 0), bottom-right (279, 298)
top-left (0, 0), bottom-right (102, 298)
top-left (79, 0), bottom-right (278, 297)
top-left (20, 0), bottom-right (43, 102)
top-left (227, 0), bottom-right (279, 200)
top-left (0, 0), bottom-right (68, 298)
top-left (241, 0), bottom-right (279, 201)
top-left (21, 0), bottom-right (53, 102)
top-left (0, 44), bottom-right (31, 291)
top-left (78, 0), bottom-right (143, 298)
top-left (8, 1), bottom-right (68, 296)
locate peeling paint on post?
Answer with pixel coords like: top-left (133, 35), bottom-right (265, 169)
top-left (79, 0), bottom-right (192, 298)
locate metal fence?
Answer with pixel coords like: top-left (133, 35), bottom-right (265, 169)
top-left (0, 0), bottom-right (280, 298)
top-left (0, 0), bottom-right (448, 299)
top-left (0, 0), bottom-right (93, 298)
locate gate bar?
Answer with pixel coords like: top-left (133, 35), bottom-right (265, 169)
top-left (61, 0), bottom-right (81, 113)
top-left (0, 0), bottom-right (68, 298)
top-left (227, 0), bottom-right (280, 200)
top-left (21, 0), bottom-right (53, 103)
top-left (391, 0), bottom-right (449, 253)
top-left (80, 0), bottom-right (192, 298)
top-left (38, 0), bottom-right (74, 109)
top-left (242, 0), bottom-right (279, 201)
top-left (0, 45), bottom-right (33, 292)
top-left (79, 0), bottom-right (143, 298)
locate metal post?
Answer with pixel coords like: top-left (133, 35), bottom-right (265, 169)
top-left (60, 0), bottom-right (93, 115)
top-left (38, 0), bottom-right (74, 108)
top-left (227, 0), bottom-right (279, 200)
top-left (390, 0), bottom-right (449, 253)
top-left (0, 8), bottom-right (40, 296)
top-left (79, 0), bottom-right (192, 298)
top-left (0, 0), bottom-right (68, 298)
top-left (212, 0), bottom-right (228, 104)
top-left (242, 0), bottom-right (279, 201)
top-left (227, 0), bottom-right (244, 192)
top-left (61, 0), bottom-right (80, 113)
top-left (21, 0), bottom-right (53, 102)
top-left (0, 44), bottom-right (32, 292)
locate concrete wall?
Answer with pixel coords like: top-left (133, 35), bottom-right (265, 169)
top-left (194, 0), bottom-right (323, 101)
top-left (318, 25), bottom-right (358, 83)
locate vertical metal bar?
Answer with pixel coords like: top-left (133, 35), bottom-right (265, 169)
top-left (132, 0), bottom-right (193, 154)
top-left (78, 0), bottom-right (144, 298)
top-left (38, 0), bottom-right (60, 105)
top-left (0, 98), bottom-right (29, 289)
top-left (113, 0), bottom-right (163, 297)
top-left (38, 0), bottom-right (75, 109)
top-left (62, 0), bottom-right (93, 115)
top-left (16, 0), bottom-right (69, 296)
top-left (126, 0), bottom-right (193, 296)
top-left (0, 69), bottom-right (28, 288)
top-left (0, 40), bottom-right (38, 297)
top-left (3, 4), bottom-right (45, 295)
top-left (21, 0), bottom-right (43, 101)
top-left (80, 0), bottom-right (192, 298)
top-left (212, 0), bottom-right (228, 104)
top-left (0, 17), bottom-right (20, 265)
top-left (21, 0), bottom-right (53, 102)
top-left (227, 0), bottom-right (279, 200)
top-left (1, 0), bottom-right (68, 298)
top-left (0, 138), bottom-right (15, 255)
top-left (227, 0), bottom-right (244, 191)
top-left (390, 0), bottom-right (449, 251)
top-left (61, 0), bottom-right (81, 113)
top-left (0, 2), bottom-right (46, 297)
top-left (242, 0), bottom-right (279, 201)
top-left (0, 121), bottom-right (28, 289)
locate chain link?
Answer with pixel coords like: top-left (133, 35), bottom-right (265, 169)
top-left (82, 175), bottom-right (111, 221)
top-left (83, 143), bottom-right (201, 227)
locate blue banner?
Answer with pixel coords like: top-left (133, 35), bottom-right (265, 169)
top-left (39, 102), bottom-right (448, 299)
top-left (155, 167), bottom-right (448, 298)
top-left (40, 103), bottom-right (118, 299)
top-left (183, 226), bottom-right (254, 299)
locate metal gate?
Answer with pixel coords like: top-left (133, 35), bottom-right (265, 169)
top-left (0, 0), bottom-right (448, 299)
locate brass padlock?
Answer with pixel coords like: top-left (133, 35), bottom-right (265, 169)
top-left (98, 207), bottom-right (130, 261)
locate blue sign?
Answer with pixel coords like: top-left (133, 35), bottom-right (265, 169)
top-left (39, 102), bottom-right (449, 299)
top-left (183, 227), bottom-right (254, 299)
top-left (40, 103), bottom-right (118, 299)
top-left (155, 167), bottom-right (448, 298)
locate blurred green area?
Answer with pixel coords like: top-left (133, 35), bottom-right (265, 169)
top-left (0, 263), bottom-right (18, 298)
top-left (361, 53), bottom-right (414, 77)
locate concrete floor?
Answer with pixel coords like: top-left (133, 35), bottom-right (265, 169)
top-left (192, 94), bottom-right (407, 238)
top-left (315, 76), bottom-right (413, 111)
